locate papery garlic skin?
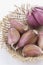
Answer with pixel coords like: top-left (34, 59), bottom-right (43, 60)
top-left (26, 11), bottom-right (39, 28)
top-left (9, 19), bottom-right (29, 33)
top-left (32, 7), bottom-right (43, 26)
top-left (38, 31), bottom-right (43, 50)
top-left (16, 30), bottom-right (38, 50)
top-left (22, 44), bottom-right (43, 57)
top-left (26, 7), bottom-right (43, 28)
top-left (7, 28), bottom-right (20, 46)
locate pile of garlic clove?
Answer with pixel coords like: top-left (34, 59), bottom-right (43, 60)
top-left (7, 18), bottom-right (43, 57)
top-left (7, 7), bottom-right (43, 57)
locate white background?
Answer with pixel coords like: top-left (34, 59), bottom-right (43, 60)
top-left (0, 0), bottom-right (43, 65)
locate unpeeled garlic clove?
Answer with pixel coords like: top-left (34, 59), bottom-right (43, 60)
top-left (38, 31), bottom-right (43, 50)
top-left (22, 44), bottom-right (43, 57)
top-left (7, 28), bottom-right (20, 46)
top-left (9, 19), bottom-right (29, 33)
top-left (16, 30), bottom-right (38, 50)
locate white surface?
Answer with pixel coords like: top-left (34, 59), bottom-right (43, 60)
top-left (0, 0), bottom-right (43, 65)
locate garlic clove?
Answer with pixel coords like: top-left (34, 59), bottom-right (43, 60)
top-left (38, 31), bottom-right (43, 50)
top-left (9, 19), bottom-right (29, 33)
top-left (22, 44), bottom-right (43, 57)
top-left (16, 30), bottom-right (38, 50)
top-left (7, 28), bottom-right (20, 46)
